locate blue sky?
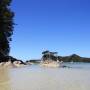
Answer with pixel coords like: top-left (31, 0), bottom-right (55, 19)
top-left (10, 0), bottom-right (90, 60)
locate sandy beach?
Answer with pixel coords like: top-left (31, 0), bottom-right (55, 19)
top-left (0, 67), bottom-right (10, 90)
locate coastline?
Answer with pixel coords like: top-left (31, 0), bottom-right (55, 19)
top-left (0, 67), bottom-right (10, 90)
top-left (10, 63), bottom-right (90, 90)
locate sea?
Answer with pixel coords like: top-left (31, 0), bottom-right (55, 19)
top-left (10, 63), bottom-right (90, 90)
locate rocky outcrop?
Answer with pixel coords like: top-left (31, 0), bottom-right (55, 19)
top-left (0, 56), bottom-right (26, 68)
top-left (42, 51), bottom-right (90, 62)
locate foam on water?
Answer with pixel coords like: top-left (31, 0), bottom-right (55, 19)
top-left (10, 63), bottom-right (90, 90)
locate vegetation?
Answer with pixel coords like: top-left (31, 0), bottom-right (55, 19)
top-left (26, 60), bottom-right (41, 64)
top-left (0, 0), bottom-right (14, 56)
top-left (42, 51), bottom-right (90, 62)
top-left (42, 50), bottom-right (58, 61)
top-left (58, 54), bottom-right (90, 62)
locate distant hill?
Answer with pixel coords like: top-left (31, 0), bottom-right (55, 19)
top-left (58, 54), bottom-right (90, 62)
top-left (42, 51), bottom-right (90, 62)
top-left (27, 54), bottom-right (90, 63)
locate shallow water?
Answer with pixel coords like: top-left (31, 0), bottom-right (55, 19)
top-left (10, 63), bottom-right (90, 90)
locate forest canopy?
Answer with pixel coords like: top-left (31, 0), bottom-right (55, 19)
top-left (0, 0), bottom-right (14, 56)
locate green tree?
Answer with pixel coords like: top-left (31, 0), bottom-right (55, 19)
top-left (0, 0), bottom-right (14, 56)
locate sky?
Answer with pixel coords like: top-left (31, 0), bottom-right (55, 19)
top-left (10, 0), bottom-right (90, 60)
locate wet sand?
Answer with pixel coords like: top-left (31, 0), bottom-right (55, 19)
top-left (0, 67), bottom-right (10, 90)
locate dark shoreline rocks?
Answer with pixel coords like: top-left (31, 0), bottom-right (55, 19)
top-left (0, 55), bottom-right (26, 68)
